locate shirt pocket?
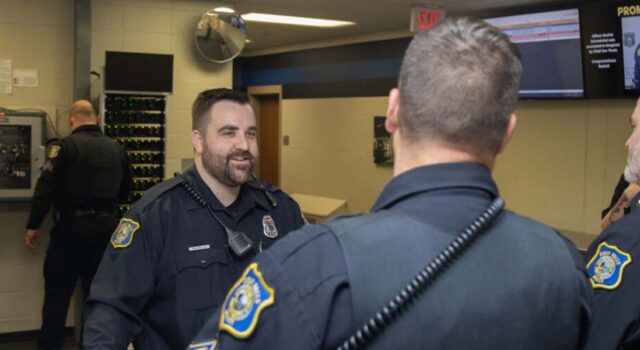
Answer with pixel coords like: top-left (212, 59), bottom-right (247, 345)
top-left (175, 248), bottom-right (230, 310)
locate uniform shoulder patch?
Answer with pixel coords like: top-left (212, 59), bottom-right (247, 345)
top-left (188, 340), bottom-right (217, 350)
top-left (219, 262), bottom-right (275, 338)
top-left (48, 145), bottom-right (61, 159)
top-left (110, 218), bottom-right (140, 249)
top-left (586, 241), bottom-right (633, 290)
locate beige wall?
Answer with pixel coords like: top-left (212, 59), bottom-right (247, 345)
top-left (0, 0), bottom-right (232, 333)
top-left (497, 99), bottom-right (633, 235)
top-left (0, 0), bottom-right (74, 333)
top-left (281, 97), bottom-right (635, 236)
top-left (90, 0), bottom-right (233, 177)
top-left (281, 97), bottom-right (393, 213)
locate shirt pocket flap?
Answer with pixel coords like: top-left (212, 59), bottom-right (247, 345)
top-left (175, 249), bottom-right (228, 271)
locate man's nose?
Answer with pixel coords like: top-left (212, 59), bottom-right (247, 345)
top-left (235, 134), bottom-right (250, 150)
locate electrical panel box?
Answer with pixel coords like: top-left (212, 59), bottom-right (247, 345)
top-left (101, 92), bottom-right (167, 216)
top-left (0, 109), bottom-right (46, 201)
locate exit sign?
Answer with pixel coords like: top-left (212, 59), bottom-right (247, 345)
top-left (410, 6), bottom-right (445, 32)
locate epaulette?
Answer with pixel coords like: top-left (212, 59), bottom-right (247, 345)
top-left (132, 176), bottom-right (185, 210)
top-left (247, 177), bottom-right (280, 193)
top-left (248, 175), bottom-right (280, 207)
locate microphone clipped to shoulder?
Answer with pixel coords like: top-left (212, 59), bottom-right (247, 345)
top-left (251, 173), bottom-right (278, 208)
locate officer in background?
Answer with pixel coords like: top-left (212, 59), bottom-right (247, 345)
top-left (83, 89), bottom-right (305, 349)
top-left (634, 42), bottom-right (640, 89)
top-left (599, 173), bottom-right (639, 230)
top-left (584, 98), bottom-right (640, 350)
top-left (25, 100), bottom-right (131, 350)
top-left (189, 18), bottom-right (591, 350)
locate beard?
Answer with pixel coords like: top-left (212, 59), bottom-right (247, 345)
top-left (624, 141), bottom-right (640, 184)
top-left (202, 146), bottom-right (255, 187)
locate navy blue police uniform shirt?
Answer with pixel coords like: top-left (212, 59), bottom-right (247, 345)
top-left (83, 166), bottom-right (304, 350)
top-left (584, 192), bottom-right (640, 350)
top-left (188, 162), bottom-right (592, 350)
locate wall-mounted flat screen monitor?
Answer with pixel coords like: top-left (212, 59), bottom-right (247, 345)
top-left (105, 51), bottom-right (174, 93)
top-left (580, 1), bottom-right (640, 98)
top-left (485, 8), bottom-right (584, 98)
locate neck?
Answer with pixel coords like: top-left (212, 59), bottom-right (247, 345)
top-left (194, 158), bottom-right (241, 207)
top-left (392, 137), bottom-right (493, 177)
top-left (71, 120), bottom-right (97, 130)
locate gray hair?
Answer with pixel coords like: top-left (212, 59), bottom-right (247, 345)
top-left (398, 17), bottom-right (523, 156)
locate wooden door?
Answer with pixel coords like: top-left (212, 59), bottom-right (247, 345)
top-left (257, 94), bottom-right (280, 186)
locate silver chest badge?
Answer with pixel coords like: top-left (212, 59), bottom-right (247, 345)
top-left (262, 215), bottom-right (278, 239)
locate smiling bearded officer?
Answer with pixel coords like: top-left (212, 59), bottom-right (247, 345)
top-left (82, 88), bottom-right (305, 350)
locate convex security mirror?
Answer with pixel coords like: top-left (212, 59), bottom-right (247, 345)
top-left (195, 10), bottom-right (248, 63)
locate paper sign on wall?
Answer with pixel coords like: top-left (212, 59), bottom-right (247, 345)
top-left (0, 59), bottom-right (12, 95)
top-left (13, 69), bottom-right (38, 87)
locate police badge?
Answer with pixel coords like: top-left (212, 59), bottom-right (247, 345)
top-left (262, 215), bottom-right (278, 239)
top-left (625, 32), bottom-right (636, 48)
top-left (110, 218), bottom-right (140, 249)
top-left (586, 241), bottom-right (632, 290)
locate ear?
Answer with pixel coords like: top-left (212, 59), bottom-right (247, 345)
top-left (386, 88), bottom-right (400, 133)
top-left (191, 129), bottom-right (204, 154)
top-left (497, 114), bottom-right (517, 154)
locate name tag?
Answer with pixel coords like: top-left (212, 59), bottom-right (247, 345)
top-left (189, 244), bottom-right (211, 252)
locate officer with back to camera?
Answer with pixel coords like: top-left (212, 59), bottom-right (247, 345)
top-left (82, 89), bottom-right (305, 349)
top-left (25, 100), bottom-right (131, 350)
top-left (188, 18), bottom-right (592, 350)
top-left (583, 98), bottom-right (640, 350)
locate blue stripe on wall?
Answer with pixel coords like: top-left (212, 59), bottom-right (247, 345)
top-left (239, 58), bottom-right (403, 87)
top-left (233, 37), bottom-right (410, 98)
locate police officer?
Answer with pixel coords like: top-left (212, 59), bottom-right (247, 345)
top-left (634, 42), bottom-right (640, 89)
top-left (188, 18), bottom-right (592, 350)
top-left (25, 100), bottom-right (131, 350)
top-left (583, 98), bottom-right (640, 350)
top-left (82, 89), bottom-right (305, 349)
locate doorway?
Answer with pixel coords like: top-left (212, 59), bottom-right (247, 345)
top-left (248, 85), bottom-right (282, 187)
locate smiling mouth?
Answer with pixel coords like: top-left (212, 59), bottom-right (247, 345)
top-left (229, 156), bottom-right (251, 163)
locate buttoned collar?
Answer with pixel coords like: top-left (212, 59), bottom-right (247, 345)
top-left (182, 166), bottom-right (270, 215)
top-left (371, 162), bottom-right (498, 212)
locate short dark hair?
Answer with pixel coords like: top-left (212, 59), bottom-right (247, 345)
top-left (398, 17), bottom-right (523, 156)
top-left (192, 88), bottom-right (250, 133)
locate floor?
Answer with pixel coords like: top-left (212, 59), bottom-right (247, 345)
top-left (0, 338), bottom-right (80, 350)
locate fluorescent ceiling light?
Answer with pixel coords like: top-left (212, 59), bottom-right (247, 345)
top-left (213, 7), bottom-right (235, 13)
top-left (241, 13), bottom-right (355, 27)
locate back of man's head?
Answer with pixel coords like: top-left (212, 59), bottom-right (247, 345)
top-left (69, 99), bottom-right (98, 128)
top-left (398, 17), bottom-right (522, 157)
top-left (70, 100), bottom-right (96, 116)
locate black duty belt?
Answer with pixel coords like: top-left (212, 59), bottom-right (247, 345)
top-left (68, 209), bottom-right (114, 218)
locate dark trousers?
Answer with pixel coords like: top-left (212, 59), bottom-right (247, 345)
top-left (37, 215), bottom-right (117, 350)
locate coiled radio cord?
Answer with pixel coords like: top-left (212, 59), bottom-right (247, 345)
top-left (337, 197), bottom-right (505, 350)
